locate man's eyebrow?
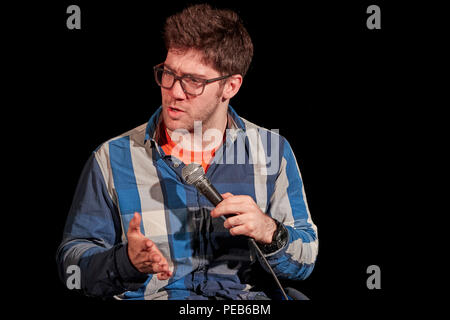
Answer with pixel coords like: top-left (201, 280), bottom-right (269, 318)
top-left (163, 64), bottom-right (207, 78)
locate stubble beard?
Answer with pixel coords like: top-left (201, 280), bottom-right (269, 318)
top-left (163, 86), bottom-right (225, 134)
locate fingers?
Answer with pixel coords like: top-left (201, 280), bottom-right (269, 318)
top-left (211, 203), bottom-right (246, 217)
top-left (227, 224), bottom-right (249, 237)
top-left (221, 192), bottom-right (234, 199)
top-left (145, 260), bottom-right (166, 273)
top-left (127, 219), bottom-right (174, 278)
top-left (141, 244), bottom-right (166, 264)
top-left (212, 194), bottom-right (274, 242)
top-left (157, 271), bottom-right (173, 280)
top-left (225, 215), bottom-right (256, 234)
top-left (145, 240), bottom-right (166, 259)
top-left (211, 195), bottom-right (256, 218)
top-left (147, 253), bottom-right (161, 263)
top-left (136, 249), bottom-right (173, 276)
top-left (148, 260), bottom-right (172, 276)
top-left (223, 214), bottom-right (244, 229)
top-left (144, 239), bottom-right (154, 250)
top-left (140, 264), bottom-right (171, 276)
top-left (143, 245), bottom-right (171, 271)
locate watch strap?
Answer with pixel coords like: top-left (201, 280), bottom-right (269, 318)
top-left (257, 219), bottom-right (288, 255)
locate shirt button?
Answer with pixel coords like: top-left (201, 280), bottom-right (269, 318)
top-left (173, 162), bottom-right (179, 168)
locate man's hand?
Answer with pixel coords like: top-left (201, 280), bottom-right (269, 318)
top-left (127, 212), bottom-right (173, 280)
top-left (210, 193), bottom-right (277, 244)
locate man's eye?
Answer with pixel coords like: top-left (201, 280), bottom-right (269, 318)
top-left (185, 77), bottom-right (200, 83)
top-left (183, 77), bottom-right (203, 86)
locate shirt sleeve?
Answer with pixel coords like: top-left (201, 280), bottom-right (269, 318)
top-left (55, 153), bottom-right (149, 298)
top-left (257, 139), bottom-right (319, 281)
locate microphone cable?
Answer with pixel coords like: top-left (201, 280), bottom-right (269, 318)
top-left (223, 215), bottom-right (289, 300)
top-left (182, 163), bottom-right (289, 300)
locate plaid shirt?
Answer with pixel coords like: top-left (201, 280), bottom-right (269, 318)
top-left (56, 106), bottom-right (318, 300)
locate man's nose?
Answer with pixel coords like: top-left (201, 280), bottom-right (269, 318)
top-left (168, 79), bottom-right (187, 99)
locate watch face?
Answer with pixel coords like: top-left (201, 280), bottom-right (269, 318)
top-left (264, 243), bottom-right (278, 254)
top-left (275, 235), bottom-right (284, 248)
top-left (276, 223), bottom-right (288, 246)
top-left (274, 221), bottom-right (284, 239)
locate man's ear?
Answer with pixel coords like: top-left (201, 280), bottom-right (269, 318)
top-left (222, 74), bottom-right (243, 100)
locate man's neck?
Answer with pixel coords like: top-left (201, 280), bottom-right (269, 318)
top-left (166, 110), bottom-right (228, 152)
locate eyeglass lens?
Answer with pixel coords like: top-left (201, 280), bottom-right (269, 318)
top-left (155, 69), bottom-right (204, 95)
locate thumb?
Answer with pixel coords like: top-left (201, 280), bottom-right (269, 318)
top-left (221, 192), bottom-right (234, 199)
top-left (128, 212), bottom-right (142, 235)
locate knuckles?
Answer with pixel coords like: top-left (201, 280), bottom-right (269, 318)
top-left (243, 195), bottom-right (254, 203)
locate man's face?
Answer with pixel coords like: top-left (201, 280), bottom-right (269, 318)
top-left (160, 49), bottom-right (225, 133)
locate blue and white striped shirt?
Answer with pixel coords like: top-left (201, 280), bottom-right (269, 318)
top-left (56, 105), bottom-right (318, 300)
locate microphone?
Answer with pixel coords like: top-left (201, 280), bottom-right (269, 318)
top-left (182, 163), bottom-right (223, 207)
top-left (182, 162), bottom-right (289, 300)
top-left (182, 163), bottom-right (234, 221)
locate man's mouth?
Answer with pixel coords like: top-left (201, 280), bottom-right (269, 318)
top-left (168, 106), bottom-right (184, 113)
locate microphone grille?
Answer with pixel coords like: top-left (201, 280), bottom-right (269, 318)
top-left (182, 163), bottom-right (205, 185)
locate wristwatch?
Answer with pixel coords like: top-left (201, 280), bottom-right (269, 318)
top-left (257, 219), bottom-right (289, 255)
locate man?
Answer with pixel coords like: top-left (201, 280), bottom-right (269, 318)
top-left (57, 4), bottom-right (318, 300)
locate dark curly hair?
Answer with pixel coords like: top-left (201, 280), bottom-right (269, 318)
top-left (163, 4), bottom-right (254, 77)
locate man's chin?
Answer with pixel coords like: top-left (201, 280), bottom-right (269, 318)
top-left (163, 116), bottom-right (191, 133)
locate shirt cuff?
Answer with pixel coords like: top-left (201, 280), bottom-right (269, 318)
top-left (263, 232), bottom-right (289, 258)
top-left (115, 243), bottom-right (149, 287)
top-left (258, 222), bottom-right (289, 258)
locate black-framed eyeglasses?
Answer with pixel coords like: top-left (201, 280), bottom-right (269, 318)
top-left (153, 63), bottom-right (232, 96)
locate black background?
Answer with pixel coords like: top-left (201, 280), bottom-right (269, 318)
top-left (6, 0), bottom-right (437, 316)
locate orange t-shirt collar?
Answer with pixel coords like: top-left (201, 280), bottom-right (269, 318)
top-left (160, 124), bottom-right (222, 173)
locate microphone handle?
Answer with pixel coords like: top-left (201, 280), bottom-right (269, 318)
top-left (196, 177), bottom-right (223, 206)
top-left (196, 177), bottom-right (234, 221)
